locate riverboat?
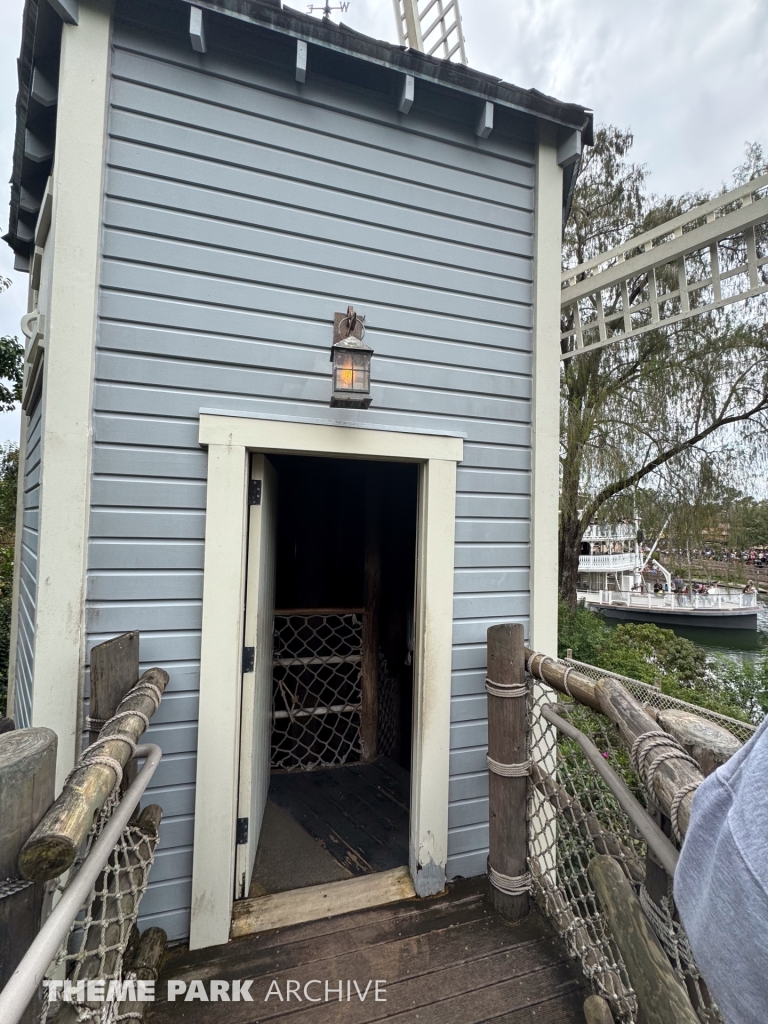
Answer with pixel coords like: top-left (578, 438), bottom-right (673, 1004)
top-left (577, 522), bottom-right (759, 630)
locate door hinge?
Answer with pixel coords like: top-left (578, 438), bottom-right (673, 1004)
top-left (236, 817), bottom-right (249, 845)
top-left (249, 479), bottom-right (262, 505)
top-left (242, 646), bottom-right (255, 673)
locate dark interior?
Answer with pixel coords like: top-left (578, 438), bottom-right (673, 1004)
top-left (248, 455), bottom-right (418, 897)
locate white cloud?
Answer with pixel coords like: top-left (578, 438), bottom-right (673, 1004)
top-left (344, 0), bottom-right (768, 198)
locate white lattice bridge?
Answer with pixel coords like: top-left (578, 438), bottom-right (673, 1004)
top-left (561, 173), bottom-right (768, 358)
top-left (392, 0), bottom-right (468, 63)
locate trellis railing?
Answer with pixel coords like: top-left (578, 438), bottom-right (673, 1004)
top-left (561, 172), bottom-right (768, 358)
top-left (392, 0), bottom-right (468, 63)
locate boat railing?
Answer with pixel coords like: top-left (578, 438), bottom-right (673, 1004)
top-left (579, 553), bottom-right (637, 570)
top-left (583, 523), bottom-right (636, 542)
top-left (599, 589), bottom-right (758, 610)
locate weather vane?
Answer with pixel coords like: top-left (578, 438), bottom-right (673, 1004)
top-left (307, 0), bottom-right (349, 19)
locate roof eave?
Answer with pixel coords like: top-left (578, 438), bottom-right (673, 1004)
top-left (182, 0), bottom-right (593, 137)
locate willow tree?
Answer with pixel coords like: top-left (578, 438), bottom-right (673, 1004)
top-left (559, 131), bottom-right (768, 607)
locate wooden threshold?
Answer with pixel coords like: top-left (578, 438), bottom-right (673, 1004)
top-left (231, 865), bottom-right (415, 939)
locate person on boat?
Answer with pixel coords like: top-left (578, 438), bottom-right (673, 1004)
top-left (743, 580), bottom-right (756, 594)
top-left (653, 581), bottom-right (664, 594)
top-left (672, 575), bottom-right (684, 593)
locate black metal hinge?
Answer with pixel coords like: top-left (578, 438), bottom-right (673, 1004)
top-left (242, 646), bottom-right (255, 673)
top-left (249, 479), bottom-right (262, 506)
top-left (236, 817), bottom-right (249, 845)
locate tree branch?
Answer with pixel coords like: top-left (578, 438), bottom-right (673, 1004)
top-left (579, 396), bottom-right (768, 530)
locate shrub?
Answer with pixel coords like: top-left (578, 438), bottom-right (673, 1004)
top-left (557, 600), bottom-right (765, 724)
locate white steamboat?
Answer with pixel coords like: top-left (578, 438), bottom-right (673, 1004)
top-left (577, 522), bottom-right (758, 630)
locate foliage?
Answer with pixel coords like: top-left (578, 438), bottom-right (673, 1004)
top-left (559, 131), bottom-right (768, 606)
top-left (704, 654), bottom-right (768, 724)
top-left (0, 335), bottom-right (24, 412)
top-left (725, 496), bottom-right (768, 549)
top-left (558, 601), bottom-right (766, 724)
top-left (0, 445), bottom-right (17, 716)
top-left (0, 274), bottom-right (22, 715)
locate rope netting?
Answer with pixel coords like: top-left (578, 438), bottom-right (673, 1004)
top-left (561, 657), bottom-right (755, 743)
top-left (271, 613), bottom-right (364, 770)
top-left (38, 784), bottom-right (159, 1023)
top-left (527, 667), bottom-right (724, 1024)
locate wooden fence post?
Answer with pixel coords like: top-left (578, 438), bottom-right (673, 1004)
top-left (89, 631), bottom-right (140, 746)
top-left (486, 622), bottom-right (529, 921)
top-left (589, 855), bottom-right (700, 1024)
top-left (0, 728), bottom-right (57, 1024)
top-left (19, 667), bottom-right (169, 881)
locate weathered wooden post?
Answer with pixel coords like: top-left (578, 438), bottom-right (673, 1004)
top-left (116, 926), bottom-right (168, 1022)
top-left (89, 631), bottom-right (141, 793)
top-left (88, 631), bottom-right (140, 746)
top-left (583, 995), bottom-right (616, 1024)
top-left (486, 622), bottom-right (529, 921)
top-left (0, 728), bottom-right (57, 1024)
top-left (589, 856), bottom-right (699, 1024)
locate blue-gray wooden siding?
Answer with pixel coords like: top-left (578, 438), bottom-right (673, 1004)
top-left (89, 13), bottom-right (534, 941)
top-left (14, 394), bottom-right (42, 729)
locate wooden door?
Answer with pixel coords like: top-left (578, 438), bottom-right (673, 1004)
top-left (235, 454), bottom-right (278, 899)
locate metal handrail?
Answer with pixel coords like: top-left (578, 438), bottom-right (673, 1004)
top-left (0, 744), bottom-right (162, 1024)
top-left (540, 704), bottom-right (679, 878)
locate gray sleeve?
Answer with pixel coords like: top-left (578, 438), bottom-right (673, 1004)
top-left (673, 715), bottom-right (768, 1024)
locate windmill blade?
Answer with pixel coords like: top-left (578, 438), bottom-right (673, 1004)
top-left (392, 0), bottom-right (468, 64)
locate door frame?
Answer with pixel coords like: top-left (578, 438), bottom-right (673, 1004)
top-left (190, 412), bottom-right (463, 950)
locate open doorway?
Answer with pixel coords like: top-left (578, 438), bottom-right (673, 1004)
top-left (242, 455), bottom-right (418, 899)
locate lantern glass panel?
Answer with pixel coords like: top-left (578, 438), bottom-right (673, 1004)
top-left (334, 349), bottom-right (370, 394)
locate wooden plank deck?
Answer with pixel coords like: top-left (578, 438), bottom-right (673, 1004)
top-left (266, 759), bottom-right (411, 879)
top-left (149, 878), bottom-right (586, 1023)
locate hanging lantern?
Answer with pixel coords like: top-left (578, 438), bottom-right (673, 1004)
top-left (330, 305), bottom-right (373, 408)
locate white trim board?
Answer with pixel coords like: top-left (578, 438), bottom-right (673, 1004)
top-left (199, 408), bottom-right (468, 441)
top-left (529, 122), bottom-right (563, 656)
top-left (21, 0), bottom-right (114, 789)
top-left (198, 413), bottom-right (464, 462)
top-left (190, 413), bottom-right (461, 949)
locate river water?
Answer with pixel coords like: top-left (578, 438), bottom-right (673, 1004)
top-left (664, 600), bottom-right (768, 663)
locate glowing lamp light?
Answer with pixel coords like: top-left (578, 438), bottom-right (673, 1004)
top-left (330, 306), bottom-right (373, 408)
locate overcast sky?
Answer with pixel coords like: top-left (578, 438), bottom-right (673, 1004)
top-left (0, 0), bottom-right (766, 445)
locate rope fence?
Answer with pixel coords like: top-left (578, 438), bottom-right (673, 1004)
top-left (560, 657), bottom-right (755, 743)
top-left (0, 652), bottom-right (169, 1024)
top-left (524, 652), bottom-right (732, 1024)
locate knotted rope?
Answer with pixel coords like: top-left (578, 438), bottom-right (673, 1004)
top-left (485, 677), bottom-right (527, 699)
top-left (630, 729), bottom-right (700, 841)
top-left (487, 754), bottom-right (531, 777)
top-left (488, 863), bottom-right (531, 896)
top-left (528, 653), bottom-right (557, 681)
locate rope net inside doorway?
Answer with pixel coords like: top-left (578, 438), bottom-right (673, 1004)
top-left (271, 613), bottom-right (364, 770)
